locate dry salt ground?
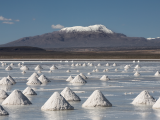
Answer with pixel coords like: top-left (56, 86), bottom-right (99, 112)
top-left (1, 60), bottom-right (160, 119)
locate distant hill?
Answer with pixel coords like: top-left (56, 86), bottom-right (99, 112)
top-left (1, 24), bottom-right (160, 50)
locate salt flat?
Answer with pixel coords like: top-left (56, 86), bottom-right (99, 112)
top-left (0, 60), bottom-right (160, 120)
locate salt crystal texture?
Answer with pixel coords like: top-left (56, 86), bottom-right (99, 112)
top-left (66, 76), bottom-right (73, 82)
top-left (132, 90), bottom-right (156, 105)
top-left (82, 90), bottom-right (112, 107)
top-left (79, 73), bottom-right (87, 79)
top-left (23, 87), bottom-right (37, 95)
top-left (0, 77), bottom-right (13, 85)
top-left (100, 75), bottom-right (110, 81)
top-left (0, 89), bottom-right (8, 99)
top-left (0, 105), bottom-right (9, 116)
top-left (7, 75), bottom-right (16, 84)
top-left (38, 74), bottom-right (51, 83)
top-left (26, 76), bottom-right (42, 85)
top-left (2, 90), bottom-right (32, 105)
top-left (61, 87), bottom-right (81, 101)
top-left (152, 97), bottom-right (160, 109)
top-left (70, 75), bottom-right (87, 84)
top-left (41, 92), bottom-right (74, 111)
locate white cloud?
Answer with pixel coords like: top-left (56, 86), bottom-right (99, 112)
top-left (0, 16), bottom-right (12, 21)
top-left (51, 24), bottom-right (64, 29)
top-left (2, 21), bottom-right (14, 24)
top-left (15, 19), bottom-right (20, 22)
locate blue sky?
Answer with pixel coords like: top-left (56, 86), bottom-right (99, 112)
top-left (0, 0), bottom-right (160, 44)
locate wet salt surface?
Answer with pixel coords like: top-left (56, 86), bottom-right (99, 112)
top-left (0, 61), bottom-right (160, 119)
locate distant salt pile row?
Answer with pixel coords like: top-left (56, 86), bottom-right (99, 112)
top-left (26, 72), bottom-right (51, 85)
top-left (0, 75), bottom-right (16, 85)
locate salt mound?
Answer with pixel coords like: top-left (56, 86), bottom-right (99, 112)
top-left (113, 63), bottom-right (116, 66)
top-left (7, 75), bottom-right (16, 84)
top-left (61, 87), bottom-right (81, 101)
top-left (0, 77), bottom-right (13, 85)
top-left (41, 92), bottom-right (74, 111)
top-left (100, 75), bottom-right (110, 81)
top-left (66, 70), bottom-right (71, 72)
top-left (37, 70), bottom-right (41, 73)
top-left (155, 71), bottom-right (160, 76)
top-left (20, 65), bottom-right (29, 71)
top-left (132, 90), bottom-right (156, 105)
top-left (48, 70), bottom-right (52, 73)
top-left (35, 65), bottom-right (43, 71)
top-left (124, 65), bottom-right (130, 69)
top-left (75, 63), bottom-right (79, 66)
top-left (92, 70), bottom-right (96, 72)
top-left (152, 97), bottom-right (160, 109)
top-left (82, 63), bottom-right (86, 66)
top-left (10, 63), bottom-right (14, 66)
top-left (103, 69), bottom-right (106, 72)
top-left (0, 105), bottom-right (9, 116)
top-left (106, 63), bottom-right (109, 66)
top-left (27, 72), bottom-right (39, 81)
top-left (82, 90), bottom-right (112, 107)
top-left (70, 75), bottom-right (87, 84)
top-left (23, 87), bottom-right (37, 95)
top-left (135, 65), bottom-right (140, 69)
top-left (134, 71), bottom-right (140, 76)
top-left (95, 69), bottom-right (99, 72)
top-left (76, 70), bottom-right (79, 72)
top-left (71, 63), bottom-right (75, 67)
top-left (78, 63), bottom-right (82, 66)
top-left (18, 63), bottom-right (21, 66)
top-left (38, 74), bottom-right (51, 83)
top-left (79, 73), bottom-right (87, 79)
top-left (97, 63), bottom-right (101, 66)
top-left (0, 89), bottom-right (8, 99)
top-left (22, 71), bottom-right (26, 74)
top-left (88, 72), bottom-right (91, 75)
top-left (26, 76), bottom-right (42, 85)
top-left (133, 60), bottom-right (135, 63)
top-left (1, 63), bottom-right (5, 67)
top-left (2, 90), bottom-right (32, 105)
top-left (66, 76), bottom-right (73, 82)
top-left (115, 68), bottom-right (118, 72)
top-left (50, 65), bottom-right (58, 70)
top-left (5, 66), bottom-right (12, 71)
top-left (89, 63), bottom-right (93, 66)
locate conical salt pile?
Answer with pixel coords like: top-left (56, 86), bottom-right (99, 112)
top-left (115, 68), bottom-right (118, 72)
top-left (61, 87), bottom-right (81, 101)
top-left (134, 71), bottom-right (140, 76)
top-left (7, 75), bottom-right (16, 84)
top-left (70, 75), bottom-right (87, 84)
top-left (50, 65), bottom-right (58, 70)
top-left (5, 66), bottom-right (12, 71)
top-left (97, 63), bottom-right (101, 66)
top-left (66, 76), bottom-right (73, 82)
top-left (92, 70), bottom-right (96, 72)
top-left (135, 65), bottom-right (140, 69)
top-left (106, 63), bottom-right (109, 66)
top-left (0, 105), bottom-right (9, 116)
top-left (103, 69), bottom-right (106, 72)
top-left (152, 97), bottom-right (160, 109)
top-left (1, 63), bottom-right (5, 67)
top-left (26, 76), bottom-right (42, 85)
top-left (124, 65), bottom-right (130, 69)
top-left (10, 63), bottom-right (14, 66)
top-left (18, 63), bottom-right (21, 66)
top-left (82, 90), bottom-right (112, 107)
top-left (88, 72), bottom-right (91, 75)
top-left (89, 63), bottom-right (93, 66)
top-left (79, 73), bottom-right (87, 79)
top-left (66, 70), bottom-right (71, 72)
top-left (35, 65), bottom-right (43, 71)
top-left (27, 72), bottom-right (39, 80)
top-left (20, 65), bottom-right (29, 71)
top-left (95, 69), bottom-right (99, 72)
top-left (0, 77), bottom-right (13, 85)
top-left (41, 92), bottom-right (74, 111)
top-left (2, 90), bottom-right (32, 105)
top-left (82, 63), bottom-right (86, 67)
top-left (155, 71), bottom-right (160, 76)
top-left (23, 87), bottom-right (37, 95)
top-left (133, 60), bottom-right (135, 63)
top-left (71, 63), bottom-right (75, 66)
top-left (132, 90), bottom-right (156, 105)
top-left (0, 89), bottom-right (8, 99)
top-left (38, 74), bottom-right (51, 83)
top-left (113, 63), bottom-right (116, 66)
top-left (100, 75), bottom-right (110, 81)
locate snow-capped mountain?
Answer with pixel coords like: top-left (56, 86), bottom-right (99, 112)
top-left (1, 24), bottom-right (160, 50)
top-left (60, 24), bottom-right (113, 34)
